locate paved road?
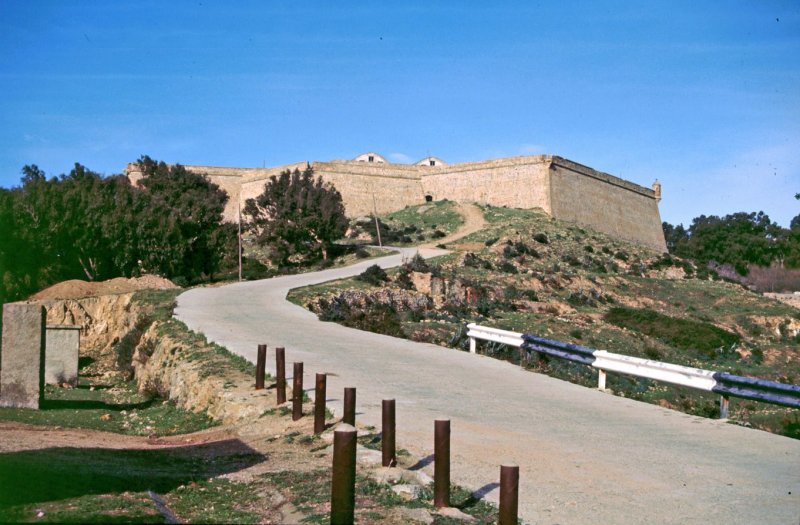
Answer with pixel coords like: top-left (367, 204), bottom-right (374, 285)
top-left (176, 248), bottom-right (800, 524)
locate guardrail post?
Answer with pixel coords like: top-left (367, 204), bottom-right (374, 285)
top-left (343, 387), bottom-right (356, 426)
top-left (719, 395), bottom-right (730, 419)
top-left (292, 362), bottom-right (303, 421)
top-left (598, 369), bottom-right (607, 390)
top-left (434, 419), bottom-right (450, 508)
top-left (382, 399), bottom-right (396, 467)
top-left (331, 424), bottom-right (357, 525)
top-left (255, 344), bottom-right (267, 390)
top-left (276, 347), bottom-right (286, 405)
top-left (314, 373), bottom-right (327, 434)
top-left (499, 465), bottom-right (519, 525)
top-left (469, 337), bottom-right (476, 354)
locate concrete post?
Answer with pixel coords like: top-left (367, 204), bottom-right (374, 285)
top-left (1, 304), bottom-right (46, 409)
top-left (598, 369), bottom-right (607, 390)
top-left (44, 325), bottom-right (80, 386)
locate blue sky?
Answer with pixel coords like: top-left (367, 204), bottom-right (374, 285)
top-left (1, 1), bottom-right (798, 227)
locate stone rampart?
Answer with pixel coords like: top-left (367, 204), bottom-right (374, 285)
top-left (124, 154), bottom-right (667, 251)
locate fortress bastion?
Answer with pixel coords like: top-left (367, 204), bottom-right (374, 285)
top-left (125, 153), bottom-right (667, 252)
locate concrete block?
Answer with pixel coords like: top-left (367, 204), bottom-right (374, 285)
top-left (0, 303), bottom-right (46, 409)
top-left (45, 325), bottom-right (80, 386)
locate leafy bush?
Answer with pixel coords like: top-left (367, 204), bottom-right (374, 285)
top-left (355, 247), bottom-right (371, 259)
top-left (499, 261), bottom-right (518, 274)
top-left (404, 253), bottom-right (431, 273)
top-left (533, 233), bottom-right (549, 244)
top-left (356, 264), bottom-right (388, 286)
top-left (605, 307), bottom-right (740, 357)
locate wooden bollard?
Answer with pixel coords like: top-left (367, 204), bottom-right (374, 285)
top-left (498, 465), bottom-right (519, 525)
top-left (292, 362), bottom-right (303, 421)
top-left (314, 373), bottom-right (327, 434)
top-left (276, 347), bottom-right (286, 404)
top-left (382, 399), bottom-right (396, 467)
top-left (434, 419), bottom-right (450, 508)
top-left (343, 387), bottom-right (356, 426)
top-left (255, 344), bottom-right (267, 390)
top-left (330, 424), bottom-right (357, 525)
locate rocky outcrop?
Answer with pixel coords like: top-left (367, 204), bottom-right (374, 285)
top-left (40, 293), bottom-right (141, 357)
top-left (132, 321), bottom-right (264, 425)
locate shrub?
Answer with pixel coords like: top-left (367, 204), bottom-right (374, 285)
top-left (605, 307), bottom-right (740, 358)
top-left (614, 250), bottom-right (629, 262)
top-left (463, 252), bottom-right (484, 268)
top-left (584, 245), bottom-right (594, 253)
top-left (356, 264), bottom-right (388, 285)
top-left (355, 247), bottom-right (371, 259)
top-left (404, 253), bottom-right (431, 273)
top-left (431, 230), bottom-right (446, 239)
top-left (533, 233), bottom-right (549, 244)
top-left (569, 329), bottom-right (583, 340)
top-left (484, 237), bottom-right (499, 246)
top-left (499, 261), bottom-right (518, 274)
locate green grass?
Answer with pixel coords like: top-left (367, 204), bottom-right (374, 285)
top-left (0, 441), bottom-right (265, 523)
top-left (383, 200), bottom-right (464, 235)
top-left (0, 379), bottom-right (215, 437)
top-left (261, 469), bottom-right (500, 525)
top-left (605, 306), bottom-right (741, 357)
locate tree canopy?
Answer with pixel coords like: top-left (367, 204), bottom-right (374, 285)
top-left (0, 157), bottom-right (230, 305)
top-left (663, 210), bottom-right (799, 275)
top-left (243, 166), bottom-right (348, 265)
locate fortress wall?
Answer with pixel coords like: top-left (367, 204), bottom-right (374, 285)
top-left (421, 157), bottom-right (551, 212)
top-left (124, 154), bottom-right (668, 252)
top-left (312, 161), bottom-right (425, 216)
top-left (185, 163), bottom-right (307, 222)
top-left (547, 160), bottom-right (667, 252)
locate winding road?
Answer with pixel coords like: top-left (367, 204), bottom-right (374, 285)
top-left (176, 247), bottom-right (800, 524)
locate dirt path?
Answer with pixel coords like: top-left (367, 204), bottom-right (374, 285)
top-left (174, 248), bottom-right (800, 524)
top-left (421, 202), bottom-right (487, 248)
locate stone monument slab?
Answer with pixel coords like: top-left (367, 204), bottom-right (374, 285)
top-left (0, 303), bottom-right (46, 409)
top-left (45, 325), bottom-right (80, 386)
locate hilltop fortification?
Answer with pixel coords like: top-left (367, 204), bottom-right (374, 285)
top-left (126, 153), bottom-right (667, 252)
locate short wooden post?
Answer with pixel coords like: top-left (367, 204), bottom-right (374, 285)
top-left (255, 344), bottom-right (267, 390)
top-left (276, 347), bottom-right (286, 405)
top-left (314, 373), bottom-right (327, 434)
top-left (343, 387), bottom-right (356, 426)
top-left (382, 399), bottom-right (396, 467)
top-left (499, 465), bottom-right (519, 525)
top-left (330, 424), bottom-right (357, 525)
top-left (292, 362), bottom-right (303, 421)
top-left (434, 419), bottom-right (450, 508)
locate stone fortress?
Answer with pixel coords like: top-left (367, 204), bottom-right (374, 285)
top-left (126, 153), bottom-right (667, 252)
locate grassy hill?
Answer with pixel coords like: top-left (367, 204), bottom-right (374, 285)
top-left (289, 204), bottom-right (800, 438)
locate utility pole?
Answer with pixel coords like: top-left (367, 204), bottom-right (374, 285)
top-left (238, 197), bottom-right (243, 282)
top-left (372, 190), bottom-right (382, 247)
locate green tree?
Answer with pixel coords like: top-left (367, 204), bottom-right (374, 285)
top-left (0, 157), bottom-right (231, 305)
top-left (243, 166), bottom-right (348, 265)
top-left (662, 221), bottom-right (689, 254)
top-left (133, 156), bottom-right (229, 282)
top-left (673, 212), bottom-right (784, 275)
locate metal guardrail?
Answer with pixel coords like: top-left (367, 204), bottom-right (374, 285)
top-left (466, 323), bottom-right (800, 417)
